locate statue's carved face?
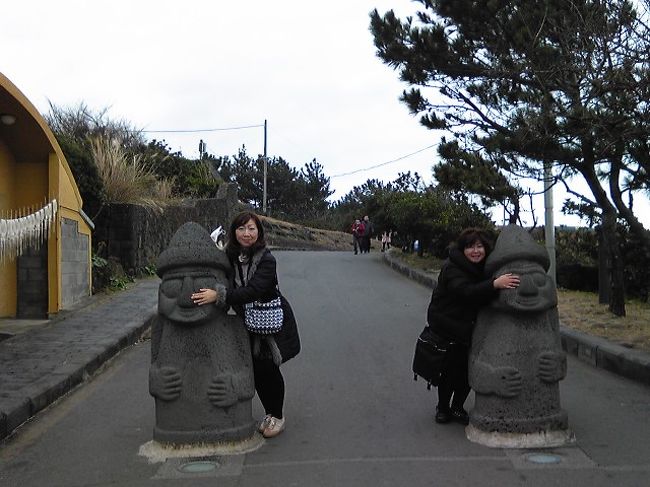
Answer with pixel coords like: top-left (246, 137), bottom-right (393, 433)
top-left (493, 260), bottom-right (557, 313)
top-left (158, 266), bottom-right (225, 324)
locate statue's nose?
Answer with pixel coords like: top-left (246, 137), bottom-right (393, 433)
top-left (518, 274), bottom-right (538, 296)
top-left (178, 276), bottom-right (195, 308)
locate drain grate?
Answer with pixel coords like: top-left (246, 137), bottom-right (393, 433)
top-left (506, 447), bottom-right (595, 470)
top-left (177, 460), bottom-right (221, 474)
top-left (154, 455), bottom-right (244, 479)
top-left (525, 453), bottom-right (562, 465)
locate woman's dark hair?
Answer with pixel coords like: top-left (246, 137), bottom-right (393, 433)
top-left (456, 227), bottom-right (494, 255)
top-left (225, 211), bottom-right (266, 258)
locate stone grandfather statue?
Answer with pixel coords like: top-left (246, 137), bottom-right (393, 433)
top-left (149, 222), bottom-right (256, 445)
top-left (467, 225), bottom-right (572, 448)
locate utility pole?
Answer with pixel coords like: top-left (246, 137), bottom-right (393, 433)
top-left (541, 99), bottom-right (556, 284)
top-left (263, 119), bottom-right (268, 215)
top-left (544, 161), bottom-right (556, 284)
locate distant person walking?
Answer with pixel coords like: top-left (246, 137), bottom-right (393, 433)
top-left (381, 230), bottom-right (392, 252)
top-left (425, 228), bottom-right (519, 425)
top-left (351, 219), bottom-right (365, 255)
top-left (360, 215), bottom-right (373, 253)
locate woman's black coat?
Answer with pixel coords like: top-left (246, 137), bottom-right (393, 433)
top-left (226, 248), bottom-right (300, 363)
top-left (427, 248), bottom-right (497, 345)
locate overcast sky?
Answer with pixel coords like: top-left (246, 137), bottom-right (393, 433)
top-left (2, 0), bottom-right (649, 227)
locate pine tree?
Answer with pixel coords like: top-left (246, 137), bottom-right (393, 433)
top-left (370, 0), bottom-right (650, 315)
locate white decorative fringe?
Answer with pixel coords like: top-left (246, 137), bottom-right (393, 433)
top-left (0, 199), bottom-right (58, 263)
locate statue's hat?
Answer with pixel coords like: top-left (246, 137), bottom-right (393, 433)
top-left (156, 221), bottom-right (230, 276)
top-left (485, 225), bottom-right (550, 274)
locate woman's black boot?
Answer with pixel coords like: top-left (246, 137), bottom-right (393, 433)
top-left (449, 407), bottom-right (469, 425)
top-left (435, 406), bottom-right (451, 424)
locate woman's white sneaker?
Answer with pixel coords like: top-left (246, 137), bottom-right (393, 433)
top-left (262, 416), bottom-right (285, 438)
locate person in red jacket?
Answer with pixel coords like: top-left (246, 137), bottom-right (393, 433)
top-left (351, 219), bottom-right (365, 255)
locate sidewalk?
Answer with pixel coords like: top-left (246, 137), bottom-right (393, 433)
top-left (0, 278), bottom-right (159, 441)
top-left (382, 251), bottom-right (650, 387)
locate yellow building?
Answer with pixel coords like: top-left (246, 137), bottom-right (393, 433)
top-left (0, 72), bottom-right (93, 318)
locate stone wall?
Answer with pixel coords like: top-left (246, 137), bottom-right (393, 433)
top-left (16, 243), bottom-right (48, 318)
top-left (60, 217), bottom-right (90, 309)
top-left (100, 183), bottom-right (240, 274)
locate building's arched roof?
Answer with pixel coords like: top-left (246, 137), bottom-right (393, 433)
top-left (0, 72), bottom-right (83, 207)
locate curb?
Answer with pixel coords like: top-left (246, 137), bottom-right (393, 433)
top-left (381, 251), bottom-right (438, 289)
top-left (560, 326), bottom-right (650, 386)
top-left (382, 251), bottom-right (650, 387)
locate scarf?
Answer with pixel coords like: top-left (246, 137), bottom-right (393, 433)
top-left (236, 247), bottom-right (283, 366)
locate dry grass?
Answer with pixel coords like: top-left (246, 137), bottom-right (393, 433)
top-left (90, 135), bottom-right (175, 211)
top-left (557, 290), bottom-right (650, 352)
top-left (261, 216), bottom-right (351, 251)
top-left (396, 251), bottom-right (444, 274)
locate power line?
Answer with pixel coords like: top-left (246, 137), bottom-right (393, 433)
top-left (141, 123), bottom-right (264, 134)
top-left (330, 143), bottom-right (439, 178)
top-left (139, 122), bottom-right (438, 182)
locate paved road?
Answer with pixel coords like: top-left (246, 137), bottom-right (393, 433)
top-left (1, 251), bottom-right (649, 486)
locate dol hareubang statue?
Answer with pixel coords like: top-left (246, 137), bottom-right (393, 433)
top-left (149, 222), bottom-right (256, 445)
top-left (467, 225), bottom-right (573, 448)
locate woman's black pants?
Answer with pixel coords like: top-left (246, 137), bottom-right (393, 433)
top-left (436, 343), bottom-right (470, 411)
top-left (253, 357), bottom-right (285, 419)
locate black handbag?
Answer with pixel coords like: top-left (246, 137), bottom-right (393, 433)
top-left (412, 326), bottom-right (452, 389)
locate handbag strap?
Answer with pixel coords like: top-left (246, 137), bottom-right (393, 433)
top-left (236, 258), bottom-right (282, 299)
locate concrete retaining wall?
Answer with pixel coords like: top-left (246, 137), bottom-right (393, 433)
top-left (16, 244), bottom-right (48, 318)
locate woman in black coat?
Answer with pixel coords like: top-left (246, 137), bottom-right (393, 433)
top-left (192, 211), bottom-right (300, 438)
top-left (427, 228), bottom-right (519, 425)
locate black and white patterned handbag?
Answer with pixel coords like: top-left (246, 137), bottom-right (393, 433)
top-left (244, 296), bottom-right (284, 334)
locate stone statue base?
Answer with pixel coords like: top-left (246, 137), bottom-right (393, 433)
top-left (154, 420), bottom-right (257, 445)
top-left (139, 435), bottom-right (265, 463)
top-left (465, 424), bottom-right (575, 449)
